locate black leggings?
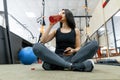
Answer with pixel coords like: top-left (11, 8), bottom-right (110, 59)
top-left (33, 40), bottom-right (98, 70)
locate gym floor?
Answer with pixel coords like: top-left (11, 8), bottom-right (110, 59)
top-left (0, 63), bottom-right (120, 80)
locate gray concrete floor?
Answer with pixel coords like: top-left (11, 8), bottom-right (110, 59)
top-left (0, 63), bottom-right (120, 80)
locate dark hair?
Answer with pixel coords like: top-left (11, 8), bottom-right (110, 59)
top-left (60, 9), bottom-right (76, 29)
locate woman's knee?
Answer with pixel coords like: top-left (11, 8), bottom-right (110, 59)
top-left (33, 43), bottom-right (43, 50)
top-left (91, 40), bottom-right (99, 50)
top-left (88, 40), bottom-right (99, 49)
top-left (32, 43), bottom-right (44, 56)
top-left (92, 40), bottom-right (98, 46)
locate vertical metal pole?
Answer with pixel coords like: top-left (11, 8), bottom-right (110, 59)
top-left (85, 0), bottom-right (88, 28)
top-left (38, 0), bottom-right (45, 42)
top-left (42, 0), bottom-right (45, 26)
top-left (102, 0), bottom-right (110, 57)
top-left (111, 17), bottom-right (118, 53)
top-left (85, 0), bottom-right (90, 42)
top-left (3, 0), bottom-right (13, 63)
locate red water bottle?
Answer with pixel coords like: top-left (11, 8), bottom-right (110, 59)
top-left (49, 15), bottom-right (62, 23)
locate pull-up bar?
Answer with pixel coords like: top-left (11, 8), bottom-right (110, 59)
top-left (74, 15), bottom-right (92, 18)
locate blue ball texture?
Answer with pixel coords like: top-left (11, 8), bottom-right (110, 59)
top-left (18, 47), bottom-right (37, 65)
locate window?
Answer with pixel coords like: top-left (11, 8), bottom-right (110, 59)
top-left (113, 10), bottom-right (120, 53)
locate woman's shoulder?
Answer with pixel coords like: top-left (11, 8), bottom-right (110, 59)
top-left (52, 28), bottom-right (60, 35)
top-left (75, 28), bottom-right (80, 33)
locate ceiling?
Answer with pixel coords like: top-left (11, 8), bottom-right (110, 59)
top-left (0, 0), bottom-right (100, 40)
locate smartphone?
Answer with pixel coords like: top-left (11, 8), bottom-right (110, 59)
top-left (64, 50), bottom-right (70, 53)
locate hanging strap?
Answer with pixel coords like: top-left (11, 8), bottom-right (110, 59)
top-left (85, 35), bottom-right (91, 43)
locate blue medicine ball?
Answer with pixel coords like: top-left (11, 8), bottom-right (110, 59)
top-left (18, 47), bottom-right (37, 65)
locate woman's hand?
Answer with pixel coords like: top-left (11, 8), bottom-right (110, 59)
top-left (63, 47), bottom-right (76, 56)
top-left (49, 21), bottom-right (58, 28)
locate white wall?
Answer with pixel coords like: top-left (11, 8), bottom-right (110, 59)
top-left (0, 0), bottom-right (3, 11)
top-left (0, 0), bottom-right (37, 43)
top-left (89, 0), bottom-right (120, 36)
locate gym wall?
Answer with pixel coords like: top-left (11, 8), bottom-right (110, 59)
top-left (0, 26), bottom-right (33, 64)
top-left (89, 0), bottom-right (120, 36)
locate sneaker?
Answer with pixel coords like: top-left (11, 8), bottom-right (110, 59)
top-left (83, 59), bottom-right (94, 72)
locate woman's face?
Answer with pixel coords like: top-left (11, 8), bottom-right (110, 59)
top-left (59, 10), bottom-right (66, 22)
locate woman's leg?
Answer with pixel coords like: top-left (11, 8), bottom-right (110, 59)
top-left (72, 59), bottom-right (95, 72)
top-left (33, 43), bottom-right (72, 68)
top-left (42, 62), bottom-right (64, 70)
top-left (71, 40), bottom-right (99, 63)
top-left (70, 40), bottom-right (98, 72)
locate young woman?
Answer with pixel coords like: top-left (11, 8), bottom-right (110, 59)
top-left (33, 9), bottom-right (98, 72)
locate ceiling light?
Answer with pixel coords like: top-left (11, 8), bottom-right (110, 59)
top-left (25, 12), bottom-right (36, 18)
top-left (115, 11), bottom-right (120, 16)
top-left (99, 27), bottom-right (105, 32)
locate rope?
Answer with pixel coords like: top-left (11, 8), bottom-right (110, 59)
top-left (38, 0), bottom-right (46, 42)
top-left (84, 0), bottom-right (91, 43)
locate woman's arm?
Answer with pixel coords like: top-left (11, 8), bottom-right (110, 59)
top-left (74, 28), bottom-right (81, 52)
top-left (40, 23), bottom-right (56, 44)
